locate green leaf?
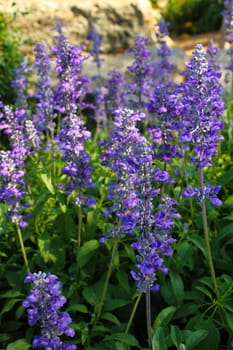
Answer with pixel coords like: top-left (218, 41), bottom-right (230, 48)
top-left (152, 327), bottom-right (168, 350)
top-left (83, 287), bottom-right (99, 306)
top-left (67, 304), bottom-right (88, 313)
top-left (105, 298), bottom-right (132, 311)
top-left (0, 290), bottom-right (23, 299)
top-left (77, 240), bottom-right (99, 268)
top-left (153, 306), bottom-right (176, 331)
top-left (115, 342), bottom-right (131, 350)
top-left (104, 333), bottom-right (140, 347)
top-left (39, 172), bottom-right (55, 194)
top-left (101, 312), bottom-right (122, 327)
top-left (0, 298), bottom-right (21, 317)
top-left (195, 286), bottom-right (212, 299)
top-left (38, 232), bottom-right (53, 263)
top-left (187, 235), bottom-right (207, 258)
top-left (6, 339), bottom-right (31, 350)
top-left (185, 329), bottom-right (208, 349)
top-left (170, 271), bottom-right (184, 307)
top-left (225, 311), bottom-right (233, 331)
top-left (170, 325), bottom-right (182, 348)
top-left (220, 168), bottom-right (233, 185)
top-left (116, 270), bottom-right (130, 294)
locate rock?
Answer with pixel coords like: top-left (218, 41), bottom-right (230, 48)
top-left (1, 0), bottom-right (157, 54)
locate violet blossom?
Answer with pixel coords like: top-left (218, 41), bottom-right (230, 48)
top-left (148, 19), bottom-right (181, 164)
top-left (11, 57), bottom-right (30, 112)
top-left (127, 36), bottom-right (153, 111)
top-left (104, 70), bottom-right (126, 117)
top-left (22, 271), bottom-right (77, 350)
top-left (100, 108), bottom-right (145, 239)
top-left (130, 136), bottom-right (178, 292)
top-left (180, 44), bottom-right (225, 205)
top-left (33, 41), bottom-right (56, 135)
top-left (52, 20), bottom-right (95, 206)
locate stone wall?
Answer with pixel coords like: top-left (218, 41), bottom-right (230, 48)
top-left (1, 0), bottom-right (159, 54)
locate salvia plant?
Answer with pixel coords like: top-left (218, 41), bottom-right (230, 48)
top-left (1, 5), bottom-right (233, 350)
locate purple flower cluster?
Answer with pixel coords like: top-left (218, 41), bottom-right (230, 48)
top-left (52, 20), bottom-right (90, 115)
top-left (127, 36), bottom-right (153, 110)
top-left (11, 57), bottom-right (30, 111)
top-left (147, 20), bottom-right (181, 164)
top-left (101, 108), bottom-right (178, 291)
top-left (22, 271), bottom-right (77, 350)
top-left (33, 41), bottom-right (56, 135)
top-left (129, 137), bottom-right (179, 292)
top-left (87, 28), bottom-right (104, 77)
top-left (179, 44), bottom-right (224, 204)
top-left (152, 19), bottom-right (174, 80)
top-left (104, 70), bottom-right (126, 116)
top-left (101, 108), bottom-right (145, 239)
top-left (50, 20), bottom-right (95, 206)
top-left (59, 113), bottom-right (96, 207)
top-left (0, 105), bottom-right (31, 226)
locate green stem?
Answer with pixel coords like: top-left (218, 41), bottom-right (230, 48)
top-left (16, 224), bottom-right (30, 273)
top-left (77, 205), bottom-right (82, 251)
top-left (199, 168), bottom-right (219, 299)
top-left (146, 286), bottom-right (152, 350)
top-left (95, 237), bottom-right (118, 323)
top-left (125, 293), bottom-right (142, 334)
top-left (181, 149), bottom-right (194, 220)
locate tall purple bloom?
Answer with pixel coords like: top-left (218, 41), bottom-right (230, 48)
top-left (23, 272), bottom-right (77, 350)
top-left (51, 20), bottom-right (95, 206)
top-left (180, 44), bottom-right (225, 205)
top-left (11, 57), bottom-right (30, 112)
top-left (33, 41), bottom-right (56, 135)
top-left (127, 36), bottom-right (153, 111)
top-left (87, 28), bottom-right (104, 79)
top-left (100, 108), bottom-right (145, 239)
top-left (152, 19), bottom-right (175, 80)
top-left (104, 70), bottom-right (126, 117)
top-left (52, 20), bottom-right (90, 115)
top-left (130, 136), bottom-right (179, 292)
top-left (148, 19), bottom-right (181, 164)
top-left (0, 105), bottom-right (32, 226)
top-left (59, 114), bottom-right (95, 207)
top-left (101, 108), bottom-right (178, 291)
top-left (0, 149), bottom-right (29, 227)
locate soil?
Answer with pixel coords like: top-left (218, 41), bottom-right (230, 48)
top-left (172, 30), bottom-right (224, 57)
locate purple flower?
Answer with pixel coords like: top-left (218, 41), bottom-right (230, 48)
top-left (180, 44), bottom-right (224, 204)
top-left (87, 28), bottom-right (104, 77)
top-left (33, 41), bottom-right (56, 135)
top-left (104, 70), bottom-right (126, 116)
top-left (58, 113), bottom-right (95, 207)
top-left (51, 20), bottom-right (91, 114)
top-left (11, 57), bottom-right (30, 111)
top-left (0, 149), bottom-right (29, 227)
top-left (153, 19), bottom-right (174, 80)
top-left (130, 137), bottom-right (178, 292)
top-left (22, 271), bottom-right (77, 350)
top-left (100, 108), bottom-right (145, 239)
top-left (127, 36), bottom-right (153, 110)
top-left (0, 105), bottom-right (31, 226)
top-left (147, 20), bottom-right (181, 163)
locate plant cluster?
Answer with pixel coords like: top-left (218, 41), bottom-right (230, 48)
top-left (162, 0), bottom-right (224, 35)
top-left (1, 3), bottom-right (233, 350)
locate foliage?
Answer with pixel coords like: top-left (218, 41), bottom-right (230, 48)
top-left (0, 12), bottom-right (22, 104)
top-left (162, 0), bottom-right (224, 35)
top-left (0, 9), bottom-right (233, 350)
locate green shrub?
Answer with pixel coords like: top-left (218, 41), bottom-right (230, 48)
top-left (0, 12), bottom-right (22, 104)
top-left (163, 0), bottom-right (224, 35)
